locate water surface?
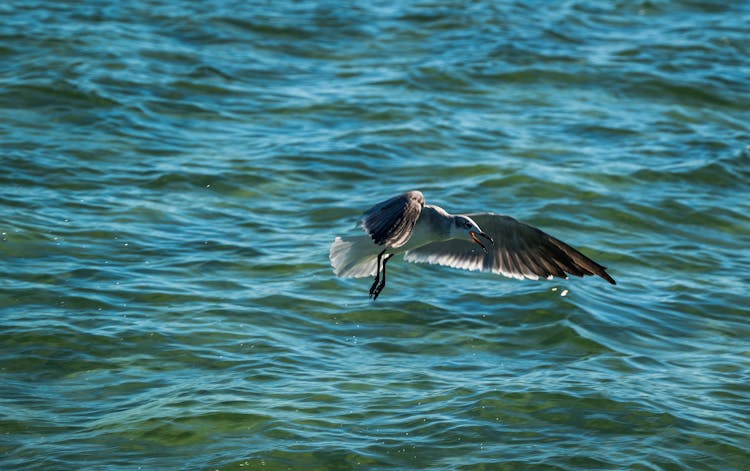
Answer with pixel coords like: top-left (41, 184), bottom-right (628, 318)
top-left (2, 1), bottom-right (750, 469)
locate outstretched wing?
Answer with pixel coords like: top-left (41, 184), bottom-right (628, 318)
top-left (361, 191), bottom-right (425, 248)
top-left (404, 212), bottom-right (616, 284)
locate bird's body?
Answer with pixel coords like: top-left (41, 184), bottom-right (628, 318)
top-left (330, 191), bottom-right (615, 299)
top-left (330, 204), bottom-right (444, 277)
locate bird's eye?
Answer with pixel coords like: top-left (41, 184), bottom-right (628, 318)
top-left (465, 222), bottom-right (472, 229)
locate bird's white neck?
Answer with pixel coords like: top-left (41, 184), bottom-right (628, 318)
top-left (399, 205), bottom-right (453, 251)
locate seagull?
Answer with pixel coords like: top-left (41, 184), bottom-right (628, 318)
top-left (330, 190), bottom-right (615, 300)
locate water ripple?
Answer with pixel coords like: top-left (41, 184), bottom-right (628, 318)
top-left (2, 0), bottom-right (750, 469)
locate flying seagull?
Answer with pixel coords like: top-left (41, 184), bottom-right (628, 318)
top-left (330, 190), bottom-right (616, 300)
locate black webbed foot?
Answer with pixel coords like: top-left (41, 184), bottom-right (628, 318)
top-left (369, 274), bottom-right (381, 298)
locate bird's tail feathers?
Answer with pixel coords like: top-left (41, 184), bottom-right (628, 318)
top-left (329, 236), bottom-right (379, 278)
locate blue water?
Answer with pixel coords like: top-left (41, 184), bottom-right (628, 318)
top-left (2, 1), bottom-right (750, 469)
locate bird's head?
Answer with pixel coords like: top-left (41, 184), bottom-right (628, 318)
top-left (451, 215), bottom-right (494, 253)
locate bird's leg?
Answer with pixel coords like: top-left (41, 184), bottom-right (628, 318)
top-left (371, 253), bottom-right (394, 301)
top-left (369, 249), bottom-right (387, 298)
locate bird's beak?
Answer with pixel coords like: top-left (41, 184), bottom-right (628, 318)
top-left (470, 231), bottom-right (493, 254)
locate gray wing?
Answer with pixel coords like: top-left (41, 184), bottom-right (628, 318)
top-left (404, 212), bottom-right (616, 284)
top-left (361, 191), bottom-right (425, 248)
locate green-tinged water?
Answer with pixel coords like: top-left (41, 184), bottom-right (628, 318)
top-left (2, 1), bottom-right (750, 469)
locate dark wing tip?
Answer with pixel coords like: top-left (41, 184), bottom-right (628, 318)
top-left (599, 269), bottom-right (617, 285)
top-left (547, 236), bottom-right (616, 285)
